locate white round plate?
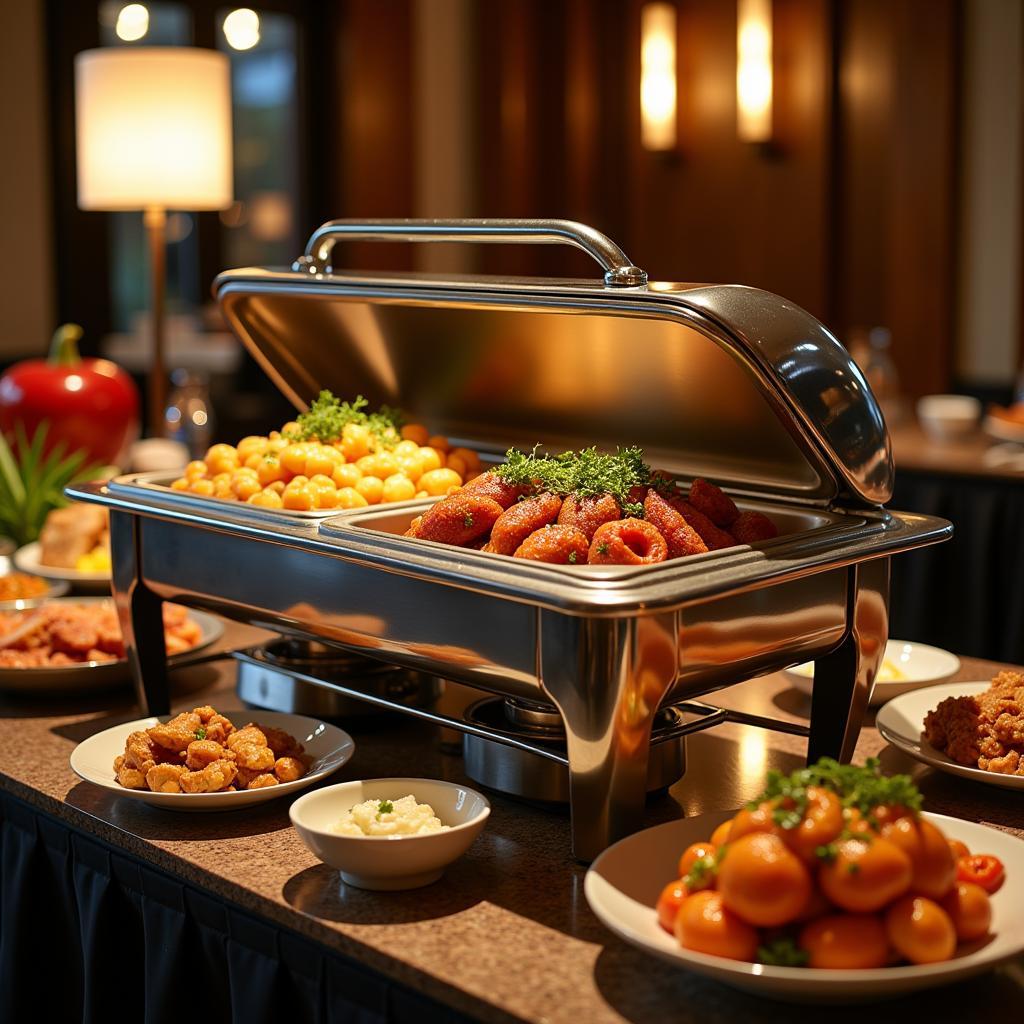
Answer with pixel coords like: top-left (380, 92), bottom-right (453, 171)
top-left (0, 597), bottom-right (224, 693)
top-left (71, 709), bottom-right (354, 810)
top-left (586, 809), bottom-right (1024, 1003)
top-left (786, 639), bottom-right (960, 706)
top-left (13, 541), bottom-right (112, 592)
top-left (982, 413), bottom-right (1024, 444)
top-left (876, 681), bottom-right (1024, 790)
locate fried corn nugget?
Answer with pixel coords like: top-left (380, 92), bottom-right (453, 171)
top-left (732, 510), bottom-right (779, 544)
top-left (179, 758), bottom-right (237, 794)
top-left (556, 492), bottom-right (622, 542)
top-left (588, 519), bottom-right (668, 565)
top-left (252, 723), bottom-right (304, 758)
top-left (416, 494), bottom-right (504, 547)
top-left (233, 742), bottom-right (275, 771)
top-left (460, 471), bottom-right (530, 509)
top-left (246, 773), bottom-right (279, 790)
top-left (274, 756), bottom-right (307, 782)
top-left (487, 492), bottom-right (563, 555)
top-left (226, 725), bottom-right (266, 751)
top-left (513, 524), bottom-right (590, 564)
top-left (643, 490), bottom-right (708, 559)
top-left (146, 763), bottom-right (187, 793)
top-left (688, 478), bottom-right (740, 528)
top-left (185, 739), bottom-right (232, 770)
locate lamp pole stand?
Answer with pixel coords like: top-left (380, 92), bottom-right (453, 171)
top-left (143, 206), bottom-right (167, 438)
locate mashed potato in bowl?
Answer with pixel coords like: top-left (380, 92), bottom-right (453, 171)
top-left (335, 795), bottom-right (450, 836)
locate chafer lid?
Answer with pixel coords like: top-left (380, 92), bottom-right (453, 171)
top-left (214, 219), bottom-right (893, 507)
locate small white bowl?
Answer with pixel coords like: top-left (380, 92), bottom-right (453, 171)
top-left (916, 394), bottom-right (981, 441)
top-left (289, 777), bottom-right (490, 890)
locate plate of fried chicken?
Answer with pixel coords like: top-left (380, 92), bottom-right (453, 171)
top-left (71, 707), bottom-right (355, 809)
top-left (876, 671), bottom-right (1024, 788)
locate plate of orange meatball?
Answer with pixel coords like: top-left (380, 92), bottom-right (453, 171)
top-left (585, 759), bottom-right (1023, 1001)
top-left (70, 708), bottom-right (355, 809)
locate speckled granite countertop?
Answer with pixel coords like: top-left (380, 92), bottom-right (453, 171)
top-left (1, 621), bottom-right (1023, 1023)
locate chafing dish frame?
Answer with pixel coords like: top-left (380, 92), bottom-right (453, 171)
top-left (71, 219), bottom-right (953, 860)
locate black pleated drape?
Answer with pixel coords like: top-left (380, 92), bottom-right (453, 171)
top-left (0, 793), bottom-right (470, 1024)
top-left (890, 471), bottom-right (1024, 665)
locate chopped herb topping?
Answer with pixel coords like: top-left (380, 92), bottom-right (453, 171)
top-left (495, 445), bottom-right (651, 512)
top-left (747, 757), bottom-right (922, 831)
top-left (684, 845), bottom-right (728, 890)
top-left (376, 799), bottom-right (394, 820)
top-left (567, 551), bottom-right (578, 564)
top-left (596, 542), bottom-right (609, 556)
top-left (193, 727), bottom-right (207, 741)
top-left (463, 512), bottom-right (474, 528)
top-left (757, 937), bottom-right (809, 967)
top-left (286, 390), bottom-right (403, 447)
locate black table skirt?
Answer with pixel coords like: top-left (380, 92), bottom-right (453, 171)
top-left (890, 471), bottom-right (1024, 665)
top-left (0, 793), bottom-right (470, 1024)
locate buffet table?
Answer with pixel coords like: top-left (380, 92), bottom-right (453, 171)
top-left (1, 619), bottom-right (1022, 1024)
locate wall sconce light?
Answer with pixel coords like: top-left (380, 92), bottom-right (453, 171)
top-left (737, 0), bottom-right (772, 143)
top-left (640, 3), bottom-right (677, 152)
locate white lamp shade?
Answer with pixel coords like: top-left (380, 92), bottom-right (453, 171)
top-left (75, 47), bottom-right (233, 211)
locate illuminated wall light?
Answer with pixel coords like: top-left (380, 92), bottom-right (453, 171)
top-left (223, 8), bottom-right (261, 51)
top-left (115, 3), bottom-right (149, 42)
top-left (737, 0), bottom-right (773, 142)
top-left (640, 3), bottom-right (677, 152)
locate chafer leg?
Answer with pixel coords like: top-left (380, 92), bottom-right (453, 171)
top-left (539, 612), bottom-right (678, 862)
top-left (110, 510), bottom-right (170, 715)
top-left (808, 559), bottom-right (889, 763)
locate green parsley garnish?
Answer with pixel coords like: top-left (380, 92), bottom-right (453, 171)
top-left (596, 542), bottom-right (610, 556)
top-left (494, 445), bottom-right (652, 512)
top-left (757, 937), bottom-right (809, 967)
top-left (567, 550), bottom-right (578, 564)
top-left (286, 390), bottom-right (403, 447)
top-left (683, 845), bottom-right (728, 890)
top-left (748, 757), bottom-right (922, 831)
top-left (463, 512), bottom-right (474, 528)
top-left (376, 799), bottom-right (394, 820)
top-left (193, 727), bottom-right (207, 741)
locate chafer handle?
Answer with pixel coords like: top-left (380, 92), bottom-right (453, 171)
top-left (292, 218), bottom-right (649, 287)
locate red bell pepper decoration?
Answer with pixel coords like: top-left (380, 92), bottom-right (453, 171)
top-left (0, 324), bottom-right (140, 466)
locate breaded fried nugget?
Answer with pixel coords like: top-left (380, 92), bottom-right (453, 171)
top-left (688, 478), bottom-right (740, 528)
top-left (232, 742), bottom-right (275, 771)
top-left (252, 723), bottom-right (304, 758)
top-left (486, 492), bottom-right (563, 555)
top-left (226, 725), bottom-right (266, 750)
top-left (513, 524), bottom-right (589, 564)
top-left (148, 712), bottom-right (201, 751)
top-left (146, 763), bottom-right (187, 793)
top-left (123, 730), bottom-right (157, 771)
top-left (274, 756), bottom-right (307, 782)
top-left (245, 773), bottom-right (279, 789)
top-left (117, 764), bottom-right (147, 789)
top-left (204, 713), bottom-right (234, 745)
top-left (556, 493), bottom-right (622, 542)
top-left (179, 758), bottom-right (237, 793)
top-left (416, 494), bottom-right (504, 547)
top-left (185, 739), bottom-right (233, 770)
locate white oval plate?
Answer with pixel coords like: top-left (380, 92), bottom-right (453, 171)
top-left (71, 709), bottom-right (354, 810)
top-left (876, 681), bottom-right (1024, 790)
top-left (586, 809), bottom-right (1024, 1003)
top-left (786, 639), bottom-right (960, 706)
top-left (13, 541), bottom-right (112, 591)
top-left (0, 597), bottom-right (223, 693)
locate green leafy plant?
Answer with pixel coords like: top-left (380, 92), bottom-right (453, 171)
top-left (0, 423), bottom-right (104, 546)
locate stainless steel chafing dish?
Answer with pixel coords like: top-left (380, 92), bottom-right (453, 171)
top-left (71, 219), bottom-right (951, 860)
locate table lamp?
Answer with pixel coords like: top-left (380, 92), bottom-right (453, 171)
top-left (74, 47), bottom-right (233, 436)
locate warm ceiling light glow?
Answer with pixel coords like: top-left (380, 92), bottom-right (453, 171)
top-left (223, 8), bottom-right (261, 51)
top-left (737, 0), bottom-right (772, 142)
top-left (115, 3), bottom-right (149, 42)
top-left (640, 3), bottom-right (677, 151)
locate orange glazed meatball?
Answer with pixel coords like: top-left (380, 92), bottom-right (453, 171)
top-left (514, 524), bottom-right (590, 564)
top-left (643, 489), bottom-right (709, 558)
top-left (460, 471), bottom-right (531, 509)
top-left (588, 519), bottom-right (668, 565)
top-left (557, 492), bottom-right (622, 541)
top-left (415, 494), bottom-right (504, 546)
top-left (688, 477), bottom-right (740, 528)
top-left (486, 492), bottom-right (563, 555)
